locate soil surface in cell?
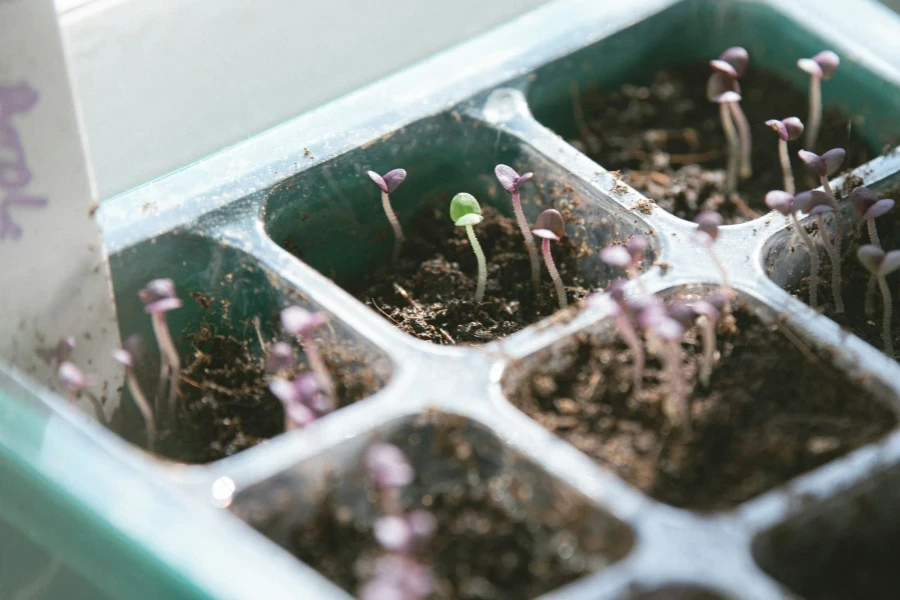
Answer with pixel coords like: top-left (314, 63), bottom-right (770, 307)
top-left (255, 414), bottom-right (629, 599)
top-left (572, 65), bottom-right (874, 224)
top-left (113, 317), bottom-right (380, 464)
top-left (503, 301), bottom-right (895, 510)
top-left (787, 181), bottom-right (900, 360)
top-left (353, 205), bottom-right (589, 345)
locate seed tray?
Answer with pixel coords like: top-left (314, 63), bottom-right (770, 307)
top-left (3, 0), bottom-right (900, 598)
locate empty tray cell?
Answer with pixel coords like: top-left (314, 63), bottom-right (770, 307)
top-left (230, 410), bottom-right (634, 599)
top-left (764, 173), bottom-right (900, 360)
top-left (753, 463), bottom-right (900, 600)
top-left (263, 111), bottom-right (655, 345)
top-left (526, 0), bottom-right (900, 223)
top-left (501, 286), bottom-right (896, 511)
top-left (107, 231), bottom-right (390, 463)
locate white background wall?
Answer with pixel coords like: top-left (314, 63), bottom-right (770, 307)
top-left (58, 0), bottom-right (551, 199)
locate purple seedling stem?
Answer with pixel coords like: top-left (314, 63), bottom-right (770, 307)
top-left (139, 279), bottom-right (182, 415)
top-left (798, 51), bottom-right (839, 150)
top-left (800, 190), bottom-right (844, 312)
top-left (707, 71), bottom-right (741, 193)
top-left (858, 245), bottom-right (900, 357)
top-left (639, 307), bottom-right (688, 426)
top-left (495, 165), bottom-right (541, 293)
top-left (766, 190), bottom-right (820, 308)
top-left (765, 117), bottom-right (804, 195)
top-left (57, 361), bottom-right (107, 425)
top-left (589, 282), bottom-right (645, 394)
top-left (532, 209), bottom-right (568, 310)
top-left (113, 335), bottom-right (156, 449)
top-left (691, 296), bottom-right (723, 388)
top-left (711, 47), bottom-right (752, 180)
top-left (851, 186), bottom-right (896, 316)
top-left (693, 211), bottom-right (731, 313)
top-left (798, 148), bottom-right (847, 313)
top-left (280, 306), bottom-right (335, 400)
top-left (269, 372), bottom-right (322, 430)
top-left (368, 169), bottom-right (408, 263)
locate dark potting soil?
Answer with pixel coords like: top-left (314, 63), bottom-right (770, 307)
top-left (787, 182), bottom-right (900, 360)
top-left (571, 65), bottom-right (873, 224)
top-left (113, 319), bottom-right (380, 464)
top-left (502, 300), bottom-right (895, 511)
top-left (261, 413), bottom-right (629, 599)
top-left (354, 205), bottom-right (589, 345)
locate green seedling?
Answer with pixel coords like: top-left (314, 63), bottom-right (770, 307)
top-left (450, 193), bottom-right (487, 302)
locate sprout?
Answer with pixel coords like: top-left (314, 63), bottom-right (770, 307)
top-left (495, 164), bottom-right (540, 293)
top-left (600, 236), bottom-right (646, 281)
top-left (57, 361), bottom-right (106, 424)
top-left (798, 148), bottom-right (846, 313)
top-left (449, 193), bottom-right (487, 303)
top-left (265, 341), bottom-right (296, 374)
top-left (797, 190), bottom-right (844, 313)
top-left (139, 278), bottom-right (182, 415)
top-left (857, 245), bottom-right (900, 357)
top-left (693, 211), bottom-right (731, 312)
top-left (588, 282), bottom-right (645, 394)
top-left (532, 209), bottom-right (568, 310)
top-left (365, 442), bottom-right (414, 491)
top-left (269, 373), bottom-right (321, 430)
top-left (766, 190), bottom-right (821, 308)
top-left (112, 335), bottom-right (156, 449)
top-left (706, 72), bottom-right (742, 193)
top-left (710, 47), bottom-right (752, 180)
top-left (765, 117), bottom-right (804, 195)
top-left (638, 307), bottom-right (688, 425)
top-left (368, 169), bottom-right (408, 263)
top-left (280, 306), bottom-right (335, 400)
top-left (798, 50), bottom-right (839, 150)
top-left (850, 186), bottom-right (895, 316)
top-left (691, 296), bottom-right (723, 389)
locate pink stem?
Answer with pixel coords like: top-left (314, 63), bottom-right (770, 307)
top-left (542, 238), bottom-right (568, 310)
top-left (615, 313), bottom-right (644, 394)
top-left (152, 312), bottom-right (181, 415)
top-left (512, 190), bottom-right (541, 293)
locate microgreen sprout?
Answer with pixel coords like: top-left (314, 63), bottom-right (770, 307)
top-left (57, 360), bottom-right (106, 424)
top-left (766, 190), bottom-right (821, 308)
top-left (798, 148), bottom-right (847, 313)
top-left (797, 190), bottom-right (844, 312)
top-left (638, 307), bottom-right (688, 425)
top-left (851, 186), bottom-right (895, 316)
top-left (280, 306), bottom-right (335, 400)
top-left (361, 443), bottom-right (434, 600)
top-left (765, 117), bottom-right (804, 195)
top-left (495, 164), bottom-right (540, 293)
top-left (691, 296), bottom-right (723, 388)
top-left (450, 193), bottom-right (487, 303)
top-left (600, 236), bottom-right (646, 282)
top-left (797, 50), bottom-right (839, 150)
top-left (857, 245), bottom-right (900, 357)
top-left (706, 72), bottom-right (742, 193)
top-left (368, 169), bottom-right (408, 263)
top-left (693, 211), bottom-right (731, 312)
top-left (139, 278), bottom-right (182, 415)
top-left (588, 281), bottom-right (645, 394)
top-left (532, 208), bottom-right (568, 310)
top-left (113, 335), bottom-right (156, 449)
top-left (269, 372), bottom-right (321, 430)
top-left (711, 47), bottom-right (752, 180)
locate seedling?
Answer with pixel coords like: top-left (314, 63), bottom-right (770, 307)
top-left (638, 307), bottom-right (688, 425)
top-left (599, 235), bottom-right (646, 282)
top-left (797, 190), bottom-right (844, 313)
top-left (280, 306), bottom-right (335, 400)
top-left (139, 278), bottom-right (182, 415)
top-left (368, 169), bottom-right (408, 263)
top-left (112, 335), bottom-right (156, 449)
top-left (766, 190), bottom-right (820, 308)
top-left (532, 208), bottom-right (568, 310)
top-left (798, 148), bottom-right (846, 313)
top-left (706, 72), bottom-right (742, 193)
top-left (449, 193), bottom-right (487, 303)
top-left (57, 360), bottom-right (106, 424)
top-left (269, 373), bottom-right (321, 430)
top-left (693, 211), bottom-right (731, 312)
top-left (765, 117), bottom-right (804, 195)
top-left (850, 186), bottom-right (895, 315)
top-left (797, 50), bottom-right (839, 150)
top-left (265, 341), bottom-right (296, 374)
top-left (495, 164), bottom-right (540, 293)
top-left (711, 47), bottom-right (752, 179)
top-left (361, 443), bottom-right (434, 600)
top-left (857, 245), bottom-right (900, 357)
top-left (690, 297), bottom-right (723, 388)
top-left (588, 281), bottom-right (644, 393)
